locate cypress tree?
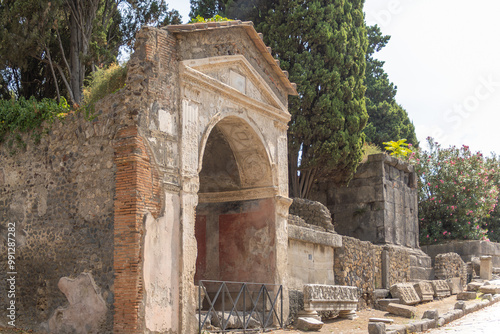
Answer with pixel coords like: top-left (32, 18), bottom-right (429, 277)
top-left (260, 0), bottom-right (368, 198)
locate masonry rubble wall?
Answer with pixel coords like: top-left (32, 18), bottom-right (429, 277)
top-left (0, 109), bottom-right (122, 332)
top-left (310, 153), bottom-right (419, 248)
top-left (421, 240), bottom-right (500, 268)
top-left (434, 253), bottom-right (468, 284)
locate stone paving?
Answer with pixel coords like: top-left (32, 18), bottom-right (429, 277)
top-left (425, 300), bottom-right (500, 334)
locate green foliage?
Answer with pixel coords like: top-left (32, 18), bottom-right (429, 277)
top-left (364, 25), bottom-right (418, 149)
top-left (82, 63), bottom-right (127, 116)
top-left (189, 0), bottom-right (228, 19)
top-left (189, 0), bottom-right (274, 25)
top-left (189, 15), bottom-right (232, 23)
top-left (0, 0), bottom-right (181, 104)
top-left (0, 96), bottom-right (70, 151)
top-left (383, 139), bottom-right (412, 158)
top-left (408, 138), bottom-right (499, 244)
top-left (260, 0), bottom-right (368, 197)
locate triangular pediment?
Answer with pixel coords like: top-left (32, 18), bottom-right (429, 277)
top-left (181, 55), bottom-right (286, 111)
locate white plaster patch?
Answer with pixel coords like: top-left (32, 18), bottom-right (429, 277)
top-left (158, 109), bottom-right (176, 136)
top-left (144, 193), bottom-right (180, 333)
top-left (229, 70), bottom-right (246, 94)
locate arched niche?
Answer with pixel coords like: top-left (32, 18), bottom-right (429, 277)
top-left (194, 116), bottom-right (277, 284)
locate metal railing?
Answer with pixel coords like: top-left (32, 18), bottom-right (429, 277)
top-left (198, 280), bottom-right (283, 333)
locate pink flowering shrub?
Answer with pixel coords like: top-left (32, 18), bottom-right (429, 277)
top-left (408, 137), bottom-right (499, 244)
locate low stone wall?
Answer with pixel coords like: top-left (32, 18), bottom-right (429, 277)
top-left (421, 241), bottom-right (500, 267)
top-left (434, 253), bottom-right (467, 286)
top-left (333, 237), bottom-right (432, 309)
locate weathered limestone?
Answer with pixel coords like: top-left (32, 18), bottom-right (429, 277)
top-left (296, 317), bottom-right (324, 331)
top-left (467, 281), bottom-right (483, 291)
top-left (431, 280), bottom-right (451, 298)
top-left (480, 256), bottom-right (493, 280)
top-left (368, 322), bottom-right (386, 334)
top-left (303, 284), bottom-right (358, 313)
top-left (389, 283), bottom-right (420, 305)
top-left (479, 285), bottom-right (500, 294)
top-left (376, 299), bottom-right (400, 311)
top-left (386, 303), bottom-right (418, 318)
top-left (369, 318), bottom-right (394, 324)
top-left (457, 291), bottom-right (477, 300)
top-left (446, 277), bottom-right (463, 295)
top-left (413, 281), bottom-right (434, 302)
top-left (422, 309), bottom-right (439, 320)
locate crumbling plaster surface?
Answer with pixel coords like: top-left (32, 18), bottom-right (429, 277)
top-left (47, 273), bottom-right (107, 333)
top-left (143, 194), bottom-right (180, 333)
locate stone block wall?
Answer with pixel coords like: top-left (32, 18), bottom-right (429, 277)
top-left (310, 153), bottom-right (419, 248)
top-left (422, 240), bottom-right (500, 268)
top-left (434, 252), bottom-right (467, 285)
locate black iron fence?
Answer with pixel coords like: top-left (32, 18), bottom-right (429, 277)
top-left (198, 280), bottom-right (283, 333)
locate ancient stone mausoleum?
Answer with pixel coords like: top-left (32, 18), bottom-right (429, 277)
top-left (0, 21), bottom-right (297, 333)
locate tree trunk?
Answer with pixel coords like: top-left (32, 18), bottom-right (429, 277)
top-left (69, 12), bottom-right (83, 104)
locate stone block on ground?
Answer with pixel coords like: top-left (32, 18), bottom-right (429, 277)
top-left (386, 303), bottom-right (418, 318)
top-left (447, 277), bottom-right (463, 294)
top-left (480, 256), bottom-right (493, 280)
top-left (296, 317), bottom-right (324, 331)
top-left (338, 310), bottom-right (358, 320)
top-left (376, 298), bottom-right (400, 311)
top-left (482, 293), bottom-right (493, 301)
top-left (422, 309), bottom-right (439, 320)
top-left (369, 318), bottom-right (394, 323)
top-left (467, 281), bottom-right (483, 291)
top-left (431, 280), bottom-right (451, 298)
top-left (389, 283), bottom-right (420, 305)
top-left (454, 301), bottom-right (466, 310)
top-left (479, 284), bottom-right (500, 294)
top-left (386, 324), bottom-right (408, 334)
top-left (303, 284), bottom-right (358, 312)
top-left (457, 291), bottom-right (477, 300)
top-left (413, 281), bottom-right (434, 302)
top-left (373, 289), bottom-right (390, 300)
top-left (368, 322), bottom-right (386, 334)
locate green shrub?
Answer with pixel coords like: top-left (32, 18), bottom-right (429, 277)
top-left (82, 63), bottom-right (127, 117)
top-left (189, 15), bottom-right (232, 23)
top-left (0, 96), bottom-right (70, 151)
top-left (361, 142), bottom-right (383, 162)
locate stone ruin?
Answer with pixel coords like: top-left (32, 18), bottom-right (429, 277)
top-left (0, 20), bottom-right (489, 334)
top-left (1, 21), bottom-right (296, 333)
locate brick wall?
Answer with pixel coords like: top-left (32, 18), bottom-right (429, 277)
top-left (113, 126), bottom-right (162, 333)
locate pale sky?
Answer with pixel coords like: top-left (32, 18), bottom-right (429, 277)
top-left (168, 0), bottom-right (500, 155)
